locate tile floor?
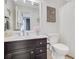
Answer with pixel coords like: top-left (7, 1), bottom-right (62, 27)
top-left (47, 49), bottom-right (73, 59)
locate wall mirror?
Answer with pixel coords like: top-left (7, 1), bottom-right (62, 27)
top-left (4, 0), bottom-right (41, 33)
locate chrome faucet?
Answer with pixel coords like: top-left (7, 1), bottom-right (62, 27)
top-left (21, 30), bottom-right (29, 36)
top-left (26, 32), bottom-right (29, 36)
top-left (20, 30), bottom-right (25, 36)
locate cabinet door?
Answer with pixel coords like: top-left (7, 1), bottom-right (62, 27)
top-left (35, 53), bottom-right (47, 59)
top-left (30, 50), bottom-right (35, 59)
top-left (5, 53), bottom-right (12, 59)
top-left (9, 50), bottom-right (31, 59)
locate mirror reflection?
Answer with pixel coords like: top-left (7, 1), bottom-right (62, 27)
top-left (4, 0), bottom-right (40, 34)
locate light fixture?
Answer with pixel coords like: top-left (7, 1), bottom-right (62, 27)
top-left (31, 1), bottom-right (34, 5)
top-left (28, 0), bottom-right (35, 5)
top-left (24, 0), bottom-right (26, 3)
top-left (14, 0), bottom-right (17, 2)
top-left (30, 0), bottom-right (36, 2)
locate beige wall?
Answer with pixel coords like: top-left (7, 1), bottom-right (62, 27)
top-left (4, 0), bottom-right (15, 37)
top-left (4, 0), bottom-right (15, 30)
top-left (40, 0), bottom-right (60, 35)
top-left (59, 0), bottom-right (75, 57)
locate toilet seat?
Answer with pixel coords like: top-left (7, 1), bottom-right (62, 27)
top-left (52, 43), bottom-right (69, 51)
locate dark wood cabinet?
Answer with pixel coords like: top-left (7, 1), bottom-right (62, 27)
top-left (35, 53), bottom-right (47, 59)
top-left (11, 51), bottom-right (30, 59)
top-left (4, 38), bottom-right (47, 59)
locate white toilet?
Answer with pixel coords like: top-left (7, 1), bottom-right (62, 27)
top-left (47, 33), bottom-right (69, 59)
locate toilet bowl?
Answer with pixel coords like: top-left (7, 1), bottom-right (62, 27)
top-left (53, 43), bottom-right (69, 55)
top-left (48, 33), bottom-right (69, 59)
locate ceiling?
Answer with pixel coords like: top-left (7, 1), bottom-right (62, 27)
top-left (45, 0), bottom-right (74, 7)
top-left (11, 0), bottom-right (74, 8)
top-left (11, 0), bottom-right (39, 9)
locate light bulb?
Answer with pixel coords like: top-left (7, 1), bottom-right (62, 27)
top-left (28, 0), bottom-right (35, 2)
top-left (27, 0), bottom-right (36, 5)
top-left (14, 0), bottom-right (17, 2)
top-left (24, 0), bottom-right (26, 3)
top-left (31, 1), bottom-right (34, 5)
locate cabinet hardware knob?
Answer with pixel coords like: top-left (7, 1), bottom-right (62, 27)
top-left (40, 42), bottom-right (42, 44)
top-left (40, 50), bottom-right (43, 52)
top-left (31, 51), bottom-right (34, 54)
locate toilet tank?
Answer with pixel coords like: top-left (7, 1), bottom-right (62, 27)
top-left (48, 33), bottom-right (59, 44)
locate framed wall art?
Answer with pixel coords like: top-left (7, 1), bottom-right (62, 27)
top-left (47, 6), bottom-right (56, 22)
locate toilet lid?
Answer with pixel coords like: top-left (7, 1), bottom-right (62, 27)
top-left (52, 43), bottom-right (69, 51)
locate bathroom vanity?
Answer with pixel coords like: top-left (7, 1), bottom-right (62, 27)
top-left (4, 37), bottom-right (47, 59)
top-left (4, 0), bottom-right (47, 59)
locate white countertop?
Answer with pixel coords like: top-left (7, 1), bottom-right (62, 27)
top-left (4, 35), bottom-right (48, 42)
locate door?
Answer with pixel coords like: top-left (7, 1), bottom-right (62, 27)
top-left (12, 49), bottom-right (31, 59)
top-left (11, 51), bottom-right (30, 59)
top-left (5, 53), bottom-right (12, 59)
top-left (26, 18), bottom-right (30, 30)
top-left (5, 50), bottom-right (31, 59)
top-left (30, 50), bottom-right (35, 59)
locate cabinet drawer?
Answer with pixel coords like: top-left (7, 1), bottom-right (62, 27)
top-left (35, 47), bottom-right (47, 54)
top-left (36, 38), bottom-right (47, 47)
top-left (4, 38), bottom-right (47, 54)
top-left (35, 53), bottom-right (47, 59)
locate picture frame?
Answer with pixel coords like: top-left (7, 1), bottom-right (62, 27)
top-left (47, 6), bottom-right (56, 22)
